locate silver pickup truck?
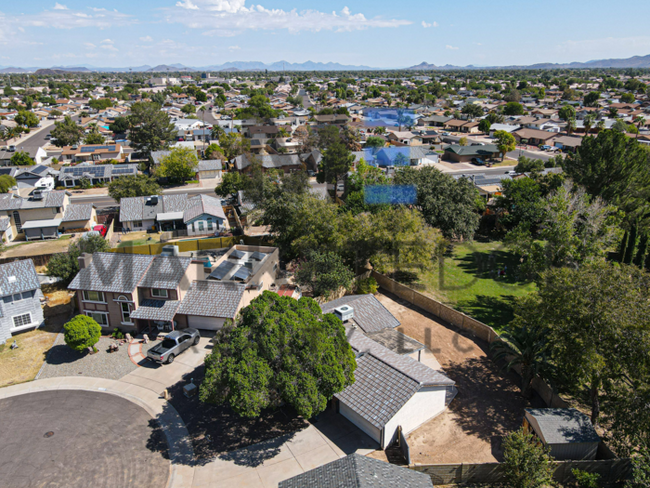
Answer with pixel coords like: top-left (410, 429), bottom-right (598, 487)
top-left (146, 328), bottom-right (201, 364)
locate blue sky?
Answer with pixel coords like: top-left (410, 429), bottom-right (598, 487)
top-left (2, 0), bottom-right (650, 68)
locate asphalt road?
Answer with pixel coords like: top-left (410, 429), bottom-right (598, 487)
top-left (11, 115), bottom-right (82, 156)
top-left (0, 390), bottom-right (169, 488)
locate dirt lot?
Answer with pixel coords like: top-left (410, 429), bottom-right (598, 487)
top-left (0, 286), bottom-right (74, 388)
top-left (0, 235), bottom-right (79, 258)
top-left (376, 291), bottom-right (544, 464)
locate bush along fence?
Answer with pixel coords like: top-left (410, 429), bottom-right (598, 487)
top-left (370, 271), bottom-right (632, 485)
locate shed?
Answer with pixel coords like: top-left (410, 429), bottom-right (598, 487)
top-left (21, 218), bottom-right (62, 240)
top-left (524, 408), bottom-right (600, 460)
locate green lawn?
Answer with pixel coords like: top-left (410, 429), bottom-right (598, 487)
top-left (417, 241), bottom-right (536, 332)
top-left (116, 238), bottom-right (158, 248)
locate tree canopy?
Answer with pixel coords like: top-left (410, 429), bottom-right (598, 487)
top-left (108, 174), bottom-right (161, 202)
top-left (47, 235), bottom-right (111, 284)
top-left (10, 151), bottom-right (35, 166)
top-left (51, 116), bottom-right (84, 147)
top-left (64, 315), bottom-right (102, 352)
top-left (156, 147), bottom-right (198, 184)
top-left (199, 292), bottom-right (356, 419)
top-left (127, 102), bottom-right (176, 166)
top-left (318, 141), bottom-right (354, 184)
top-left (295, 250), bottom-right (354, 299)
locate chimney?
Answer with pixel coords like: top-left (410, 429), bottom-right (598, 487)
top-left (78, 253), bottom-right (93, 270)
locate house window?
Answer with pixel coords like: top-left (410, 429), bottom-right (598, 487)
top-left (13, 293), bottom-right (22, 302)
top-left (12, 211), bottom-right (21, 232)
top-left (2, 296), bottom-right (12, 304)
top-left (86, 311), bottom-right (109, 327)
top-left (134, 221), bottom-right (142, 228)
top-left (121, 302), bottom-right (132, 324)
top-left (207, 218), bottom-right (213, 231)
top-left (198, 221), bottom-right (205, 231)
top-left (151, 288), bottom-right (168, 298)
top-left (12, 313), bottom-right (32, 328)
top-left (82, 290), bottom-right (105, 303)
top-left (22, 291), bottom-right (34, 300)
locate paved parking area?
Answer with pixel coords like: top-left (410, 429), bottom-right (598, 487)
top-left (0, 389), bottom-right (170, 488)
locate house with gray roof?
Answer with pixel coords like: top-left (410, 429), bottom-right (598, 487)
top-left (279, 453), bottom-right (433, 488)
top-left (443, 144), bottom-right (500, 163)
top-left (60, 203), bottom-right (97, 232)
top-left (196, 159), bottom-right (223, 181)
top-left (321, 297), bottom-right (456, 449)
top-left (57, 163), bottom-right (138, 188)
top-left (69, 252), bottom-right (203, 333)
top-left (0, 190), bottom-right (70, 241)
top-left (0, 259), bottom-right (44, 344)
top-left (119, 193), bottom-right (228, 236)
top-left (175, 280), bottom-right (246, 330)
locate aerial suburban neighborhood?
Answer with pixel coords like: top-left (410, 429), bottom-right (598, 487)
top-left (1, 1), bottom-right (650, 487)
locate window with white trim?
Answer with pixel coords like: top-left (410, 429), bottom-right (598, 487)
top-left (207, 218), bottom-right (213, 231)
top-left (151, 288), bottom-right (168, 298)
top-left (134, 221), bottom-right (142, 228)
top-left (82, 290), bottom-right (105, 303)
top-left (86, 311), bottom-right (109, 327)
top-left (12, 313), bottom-right (32, 328)
top-left (121, 302), bottom-right (132, 324)
top-left (198, 221), bottom-right (205, 231)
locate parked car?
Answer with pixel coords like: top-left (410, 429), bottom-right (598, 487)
top-left (505, 170), bottom-right (518, 176)
top-left (93, 225), bottom-right (107, 237)
top-left (471, 157), bottom-right (486, 165)
top-left (146, 329), bottom-right (201, 364)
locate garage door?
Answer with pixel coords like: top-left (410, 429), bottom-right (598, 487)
top-left (187, 315), bottom-right (225, 330)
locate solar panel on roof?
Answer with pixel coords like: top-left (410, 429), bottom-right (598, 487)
top-left (232, 266), bottom-right (251, 281)
top-left (229, 250), bottom-right (246, 260)
top-left (208, 261), bottom-right (235, 280)
top-left (250, 251), bottom-right (266, 261)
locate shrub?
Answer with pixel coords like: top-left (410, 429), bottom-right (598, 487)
top-left (572, 469), bottom-right (600, 488)
top-left (502, 428), bottom-right (554, 488)
top-left (355, 276), bottom-right (378, 295)
top-left (64, 315), bottom-right (101, 352)
top-left (111, 328), bottom-right (124, 340)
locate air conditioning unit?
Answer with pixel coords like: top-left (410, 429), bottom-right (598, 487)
top-left (161, 245), bottom-right (179, 257)
top-left (334, 305), bottom-right (354, 323)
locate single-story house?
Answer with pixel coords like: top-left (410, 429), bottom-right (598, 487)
top-left (443, 119), bottom-right (468, 132)
top-left (279, 453), bottom-right (434, 488)
top-left (61, 203), bottom-right (97, 232)
top-left (0, 259), bottom-right (45, 344)
top-left (524, 408), bottom-right (600, 460)
top-left (443, 144), bottom-right (500, 163)
top-left (119, 193), bottom-right (229, 235)
top-left (61, 144), bottom-right (125, 163)
top-left (58, 164), bottom-right (138, 188)
top-left (386, 131), bottom-right (423, 146)
top-left (321, 295), bottom-right (456, 449)
top-left (489, 124), bottom-right (520, 137)
top-left (551, 135), bottom-right (583, 153)
top-left (418, 115), bottom-right (452, 127)
top-left (232, 153), bottom-right (306, 174)
top-left (354, 146), bottom-right (438, 167)
top-left (512, 128), bottom-right (556, 146)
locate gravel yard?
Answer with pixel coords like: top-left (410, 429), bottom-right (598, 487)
top-left (39, 336), bottom-right (157, 380)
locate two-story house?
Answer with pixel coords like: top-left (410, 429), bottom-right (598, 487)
top-left (0, 259), bottom-right (44, 344)
top-left (0, 190), bottom-right (70, 241)
top-left (60, 144), bottom-right (125, 164)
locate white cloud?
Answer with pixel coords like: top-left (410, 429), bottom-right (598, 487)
top-left (446, 45), bottom-right (459, 50)
top-left (53, 3), bottom-right (68, 9)
top-left (140, 36), bottom-right (153, 42)
top-left (101, 39), bottom-right (113, 44)
top-left (16, 6), bottom-right (134, 30)
top-left (228, 45), bottom-right (240, 51)
top-left (166, 0), bottom-right (411, 35)
top-left (421, 21), bottom-right (438, 28)
top-left (84, 42), bottom-right (96, 48)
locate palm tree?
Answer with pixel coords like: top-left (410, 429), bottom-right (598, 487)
top-left (491, 325), bottom-right (552, 399)
top-left (566, 118), bottom-right (577, 135)
top-left (211, 125), bottom-right (225, 141)
top-left (597, 119), bottom-right (606, 133)
top-left (583, 113), bottom-right (596, 135)
top-left (634, 116), bottom-right (645, 139)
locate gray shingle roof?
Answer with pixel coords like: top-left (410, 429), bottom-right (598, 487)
top-left (182, 194), bottom-right (227, 223)
top-left (525, 408), bottom-right (600, 445)
top-left (130, 299), bottom-right (180, 322)
top-left (0, 216), bottom-right (11, 232)
top-left (68, 253), bottom-right (155, 294)
top-left (177, 280), bottom-right (245, 319)
top-left (336, 353), bottom-right (420, 429)
top-left (321, 295), bottom-right (400, 333)
top-left (346, 327), bottom-right (454, 387)
top-left (0, 259), bottom-right (40, 297)
top-left (365, 328), bottom-right (425, 355)
top-left (197, 160), bottom-right (222, 172)
top-left (0, 190), bottom-right (68, 211)
top-left (279, 453), bottom-right (434, 488)
top-left (119, 193), bottom-right (226, 224)
top-left (139, 256), bottom-right (192, 290)
top-left (62, 203), bottom-right (94, 222)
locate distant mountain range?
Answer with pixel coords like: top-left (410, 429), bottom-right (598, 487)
top-left (408, 54), bottom-right (650, 70)
top-left (1, 55), bottom-right (650, 74)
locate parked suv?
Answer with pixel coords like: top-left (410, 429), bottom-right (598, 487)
top-left (146, 329), bottom-right (201, 364)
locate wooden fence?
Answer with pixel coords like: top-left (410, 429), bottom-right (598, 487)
top-left (410, 458), bottom-right (631, 486)
top-left (111, 235), bottom-right (268, 256)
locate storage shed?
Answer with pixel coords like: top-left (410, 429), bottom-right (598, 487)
top-left (21, 218), bottom-right (62, 240)
top-left (524, 408), bottom-right (600, 460)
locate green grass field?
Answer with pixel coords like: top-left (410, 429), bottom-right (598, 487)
top-left (417, 241), bottom-right (536, 332)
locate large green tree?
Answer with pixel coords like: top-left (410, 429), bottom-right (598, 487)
top-left (295, 250), bottom-right (354, 299)
top-left (156, 147), bottom-right (199, 184)
top-left (393, 166), bottom-right (480, 240)
top-left (14, 110), bottom-right (39, 128)
top-left (51, 116), bottom-right (84, 147)
top-left (10, 151), bottom-right (35, 166)
top-left (0, 175), bottom-right (16, 193)
top-left (47, 235), bottom-right (111, 284)
top-left (127, 102), bottom-right (176, 168)
top-left (215, 171), bottom-right (250, 198)
top-left (502, 428), bottom-right (554, 488)
top-left (199, 292), bottom-right (356, 419)
top-left (64, 315), bottom-right (101, 353)
top-left (494, 130), bottom-right (517, 160)
top-left (108, 175), bottom-right (161, 202)
top-left (318, 141), bottom-right (354, 185)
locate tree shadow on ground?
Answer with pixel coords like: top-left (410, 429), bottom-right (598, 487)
top-left (43, 344), bottom-right (86, 365)
top-left (455, 294), bottom-right (519, 331)
top-left (443, 356), bottom-right (546, 461)
top-left (454, 249), bottom-right (530, 286)
top-left (146, 363), bottom-right (307, 467)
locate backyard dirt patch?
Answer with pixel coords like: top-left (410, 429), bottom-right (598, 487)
top-left (376, 291), bottom-right (544, 464)
top-left (167, 363), bottom-right (308, 466)
top-left (0, 235), bottom-right (79, 258)
top-left (0, 288), bottom-right (73, 388)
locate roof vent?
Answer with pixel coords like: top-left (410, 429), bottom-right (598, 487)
top-left (334, 305), bottom-right (354, 323)
top-left (8, 276), bottom-right (16, 284)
